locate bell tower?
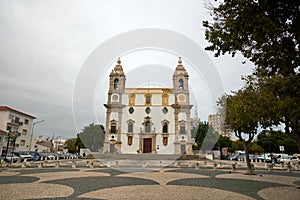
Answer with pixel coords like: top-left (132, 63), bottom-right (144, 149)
top-left (173, 57), bottom-right (190, 104)
top-left (172, 57), bottom-right (193, 155)
top-left (104, 58), bottom-right (126, 153)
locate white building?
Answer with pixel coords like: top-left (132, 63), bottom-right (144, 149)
top-left (0, 106), bottom-right (36, 155)
top-left (208, 113), bottom-right (231, 137)
top-left (103, 58), bottom-right (194, 155)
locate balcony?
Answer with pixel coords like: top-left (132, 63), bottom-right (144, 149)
top-left (8, 118), bottom-right (23, 126)
top-left (140, 127), bottom-right (156, 134)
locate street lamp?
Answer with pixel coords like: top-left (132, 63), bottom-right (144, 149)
top-left (265, 131), bottom-right (272, 153)
top-left (29, 120), bottom-right (44, 151)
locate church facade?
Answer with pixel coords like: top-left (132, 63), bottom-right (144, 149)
top-left (103, 58), bottom-right (193, 155)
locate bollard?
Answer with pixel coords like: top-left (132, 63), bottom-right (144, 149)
top-left (90, 161), bottom-right (94, 168)
top-left (55, 161), bottom-right (59, 168)
top-left (287, 163), bottom-right (292, 172)
top-left (280, 162), bottom-right (284, 169)
top-left (231, 163), bottom-right (236, 171)
top-left (251, 164), bottom-right (255, 172)
top-left (173, 162), bottom-right (178, 167)
top-left (195, 162), bottom-right (200, 169)
top-left (267, 164), bottom-right (273, 171)
top-left (213, 163), bottom-right (217, 170)
top-left (72, 160), bottom-right (76, 168)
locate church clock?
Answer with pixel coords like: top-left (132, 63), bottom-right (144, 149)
top-left (111, 94), bottom-right (119, 102)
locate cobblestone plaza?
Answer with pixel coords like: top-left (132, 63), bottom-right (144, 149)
top-left (1, 160), bottom-right (300, 200)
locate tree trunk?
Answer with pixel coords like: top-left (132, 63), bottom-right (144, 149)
top-left (243, 140), bottom-right (253, 175)
top-left (296, 135), bottom-right (300, 153)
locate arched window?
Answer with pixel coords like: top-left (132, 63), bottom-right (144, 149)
top-left (113, 78), bottom-right (119, 89)
top-left (128, 122), bottom-right (133, 133)
top-left (145, 121), bottom-right (151, 133)
top-left (180, 124), bottom-right (186, 134)
top-left (179, 79), bottom-right (184, 89)
top-left (146, 96), bottom-right (151, 104)
top-left (163, 122), bottom-right (168, 133)
top-left (111, 122), bottom-right (117, 133)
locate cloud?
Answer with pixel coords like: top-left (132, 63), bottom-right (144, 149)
top-left (0, 0), bottom-right (253, 138)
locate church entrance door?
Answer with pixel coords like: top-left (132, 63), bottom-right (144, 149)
top-left (143, 138), bottom-right (152, 153)
top-left (109, 144), bottom-right (115, 153)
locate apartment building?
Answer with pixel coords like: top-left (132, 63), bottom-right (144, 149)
top-left (0, 106), bottom-right (36, 155)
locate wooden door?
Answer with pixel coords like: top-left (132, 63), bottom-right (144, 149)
top-left (143, 138), bottom-right (152, 153)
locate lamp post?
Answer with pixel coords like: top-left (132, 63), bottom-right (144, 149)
top-left (265, 131), bottom-right (272, 153)
top-left (29, 120), bottom-right (44, 151)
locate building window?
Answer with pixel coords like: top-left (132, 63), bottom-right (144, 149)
top-left (162, 94), bottom-right (169, 106)
top-left (163, 137), bottom-right (168, 146)
top-left (20, 140), bottom-right (26, 146)
top-left (145, 121), bottom-right (151, 133)
top-left (129, 94), bottom-right (135, 106)
top-left (22, 129), bottom-right (27, 135)
top-left (180, 125), bottom-right (186, 134)
top-left (111, 122), bottom-right (117, 133)
top-left (146, 96), bottom-right (151, 104)
top-left (24, 119), bottom-right (29, 125)
top-left (145, 107), bottom-right (151, 114)
top-left (129, 107), bottom-right (134, 114)
top-left (179, 79), bottom-right (184, 89)
top-left (163, 122), bottom-right (168, 133)
top-left (162, 107), bottom-right (168, 114)
top-left (128, 122), bottom-right (133, 133)
top-left (113, 78), bottom-right (119, 89)
top-left (6, 126), bottom-right (12, 132)
top-left (128, 136), bottom-right (133, 146)
top-left (144, 94), bottom-right (152, 105)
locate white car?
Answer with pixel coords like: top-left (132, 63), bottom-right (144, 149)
top-left (280, 156), bottom-right (299, 164)
top-left (4, 153), bottom-right (20, 163)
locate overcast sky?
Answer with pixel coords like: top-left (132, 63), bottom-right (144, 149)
top-left (0, 0), bottom-right (254, 139)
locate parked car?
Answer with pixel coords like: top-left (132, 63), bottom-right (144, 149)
top-left (256, 153), bottom-right (270, 162)
top-left (4, 153), bottom-right (20, 163)
top-left (14, 152), bottom-right (32, 161)
top-left (249, 155), bottom-right (258, 162)
top-left (281, 156), bottom-right (300, 164)
top-left (46, 153), bottom-right (55, 160)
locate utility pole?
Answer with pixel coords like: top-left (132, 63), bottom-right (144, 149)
top-left (29, 120), bottom-right (44, 151)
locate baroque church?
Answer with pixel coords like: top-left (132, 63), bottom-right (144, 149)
top-left (103, 57), bottom-right (193, 155)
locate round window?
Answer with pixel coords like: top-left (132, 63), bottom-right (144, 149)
top-left (162, 107), bottom-right (168, 114)
top-left (145, 107), bottom-right (151, 114)
top-left (129, 107), bottom-right (134, 114)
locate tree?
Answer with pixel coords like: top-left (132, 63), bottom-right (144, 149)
top-left (78, 123), bottom-right (105, 152)
top-left (194, 122), bottom-right (209, 147)
top-left (248, 142), bottom-right (263, 154)
top-left (65, 138), bottom-right (77, 153)
top-left (194, 122), bottom-right (219, 152)
top-left (203, 0), bottom-right (300, 153)
top-left (230, 140), bottom-right (244, 152)
top-left (203, 0), bottom-right (300, 75)
top-left (257, 130), bottom-right (299, 154)
top-left (223, 85), bottom-right (260, 174)
top-left (255, 74), bottom-right (300, 152)
top-left (64, 135), bottom-right (85, 153)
